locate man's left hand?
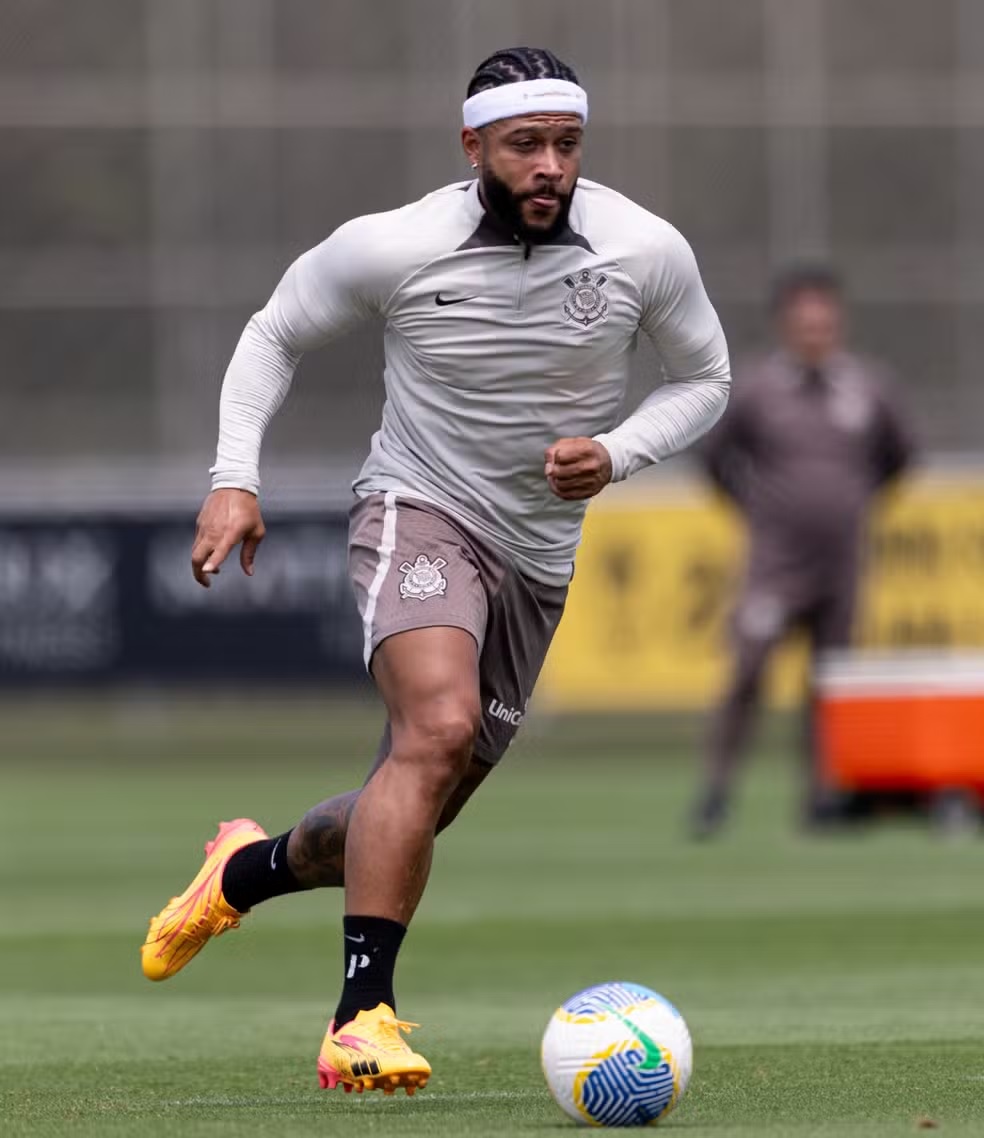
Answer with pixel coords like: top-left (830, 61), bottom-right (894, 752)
top-left (544, 437), bottom-right (613, 500)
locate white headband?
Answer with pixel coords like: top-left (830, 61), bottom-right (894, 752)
top-left (462, 78), bottom-right (588, 129)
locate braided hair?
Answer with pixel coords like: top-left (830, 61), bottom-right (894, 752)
top-left (466, 47), bottom-right (579, 97)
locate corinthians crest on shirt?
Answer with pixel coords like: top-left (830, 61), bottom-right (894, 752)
top-left (562, 269), bottom-right (609, 327)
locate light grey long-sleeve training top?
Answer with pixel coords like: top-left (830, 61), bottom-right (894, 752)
top-left (210, 177), bottom-right (731, 584)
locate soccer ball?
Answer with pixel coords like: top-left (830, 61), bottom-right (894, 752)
top-left (541, 981), bottom-right (693, 1127)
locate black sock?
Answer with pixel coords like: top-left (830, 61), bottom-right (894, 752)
top-left (333, 915), bottom-right (407, 1027)
top-left (220, 830), bottom-right (306, 912)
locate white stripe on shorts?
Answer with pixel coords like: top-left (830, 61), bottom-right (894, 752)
top-left (361, 491), bottom-right (399, 668)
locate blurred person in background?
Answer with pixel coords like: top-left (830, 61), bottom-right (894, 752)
top-left (691, 265), bottom-right (915, 839)
top-left (140, 46), bottom-right (731, 1093)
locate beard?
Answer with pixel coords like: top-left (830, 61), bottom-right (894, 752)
top-left (479, 167), bottom-right (575, 244)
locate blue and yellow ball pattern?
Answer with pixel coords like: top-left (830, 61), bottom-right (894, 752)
top-left (541, 981), bottom-right (693, 1128)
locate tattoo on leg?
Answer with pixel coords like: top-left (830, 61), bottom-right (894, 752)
top-left (284, 757), bottom-right (492, 888)
top-left (287, 790), bottom-right (360, 888)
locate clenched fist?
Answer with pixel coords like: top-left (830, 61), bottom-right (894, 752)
top-left (191, 488), bottom-right (266, 587)
top-left (544, 437), bottom-right (613, 501)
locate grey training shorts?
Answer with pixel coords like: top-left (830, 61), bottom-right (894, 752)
top-left (348, 492), bottom-right (568, 765)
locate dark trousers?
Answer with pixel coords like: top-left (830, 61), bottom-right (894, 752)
top-left (698, 571), bottom-right (857, 823)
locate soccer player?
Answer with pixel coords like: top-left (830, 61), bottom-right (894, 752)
top-left (141, 47), bottom-right (731, 1094)
top-left (692, 265), bottom-right (915, 839)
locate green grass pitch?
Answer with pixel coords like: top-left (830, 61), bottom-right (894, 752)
top-left (2, 694), bottom-right (984, 1136)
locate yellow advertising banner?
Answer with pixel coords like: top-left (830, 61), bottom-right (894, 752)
top-left (538, 478), bottom-right (984, 711)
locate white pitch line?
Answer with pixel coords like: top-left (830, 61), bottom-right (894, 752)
top-left (164, 1089), bottom-right (543, 1107)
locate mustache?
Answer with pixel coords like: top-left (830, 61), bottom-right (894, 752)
top-left (480, 166), bottom-right (575, 244)
top-left (521, 186), bottom-right (566, 201)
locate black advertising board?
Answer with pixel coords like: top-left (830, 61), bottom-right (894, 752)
top-left (0, 515), bottom-right (365, 685)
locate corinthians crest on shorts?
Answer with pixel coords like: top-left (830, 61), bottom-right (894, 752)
top-left (562, 269), bottom-right (609, 327)
top-left (399, 553), bottom-right (448, 600)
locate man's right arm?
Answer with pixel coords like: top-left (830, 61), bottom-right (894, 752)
top-left (209, 217), bottom-right (384, 495)
top-left (194, 217), bottom-right (385, 585)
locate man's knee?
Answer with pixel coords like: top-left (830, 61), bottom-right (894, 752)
top-left (391, 702), bottom-right (481, 797)
top-left (728, 641), bottom-right (771, 706)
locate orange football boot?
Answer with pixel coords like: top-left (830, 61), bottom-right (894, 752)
top-left (141, 818), bottom-right (267, 981)
top-left (317, 1003), bottom-right (431, 1096)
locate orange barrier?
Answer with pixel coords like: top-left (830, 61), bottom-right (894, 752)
top-left (817, 653), bottom-right (984, 795)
